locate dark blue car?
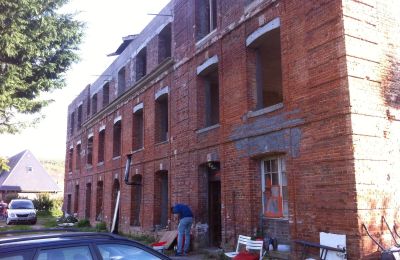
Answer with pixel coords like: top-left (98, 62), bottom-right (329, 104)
top-left (0, 229), bottom-right (172, 260)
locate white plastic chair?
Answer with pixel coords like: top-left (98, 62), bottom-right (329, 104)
top-left (224, 235), bottom-right (251, 258)
top-left (246, 240), bottom-right (264, 260)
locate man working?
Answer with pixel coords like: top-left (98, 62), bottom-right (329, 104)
top-left (171, 203), bottom-right (193, 256)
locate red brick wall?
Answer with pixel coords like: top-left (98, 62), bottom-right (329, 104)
top-left (343, 0), bottom-right (400, 259)
top-left (64, 0), bottom-right (400, 258)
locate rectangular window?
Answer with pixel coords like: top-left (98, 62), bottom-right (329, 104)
top-left (103, 83), bottom-right (110, 107)
top-left (136, 48), bottom-right (147, 81)
top-left (132, 109), bottom-right (144, 150)
top-left (196, 0), bottom-right (217, 41)
top-left (70, 112), bottom-right (75, 135)
top-left (68, 148), bottom-right (73, 172)
top-left (203, 70), bottom-right (219, 127)
top-left (75, 144), bottom-right (81, 170)
top-left (158, 24), bottom-right (172, 63)
top-left (262, 157), bottom-right (287, 218)
top-left (77, 105), bottom-right (82, 129)
top-left (113, 121), bottom-right (122, 157)
top-left (87, 136), bottom-right (93, 166)
top-left (255, 27), bottom-right (283, 109)
top-left (155, 95), bottom-right (168, 143)
top-left (118, 67), bottom-right (126, 96)
top-left (92, 93), bottom-right (98, 115)
top-left (98, 129), bottom-right (105, 163)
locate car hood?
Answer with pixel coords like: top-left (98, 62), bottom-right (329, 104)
top-left (8, 209), bottom-right (36, 214)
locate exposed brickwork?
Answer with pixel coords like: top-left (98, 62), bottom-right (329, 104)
top-left (64, 0), bottom-right (400, 258)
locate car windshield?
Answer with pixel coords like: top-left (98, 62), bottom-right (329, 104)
top-left (9, 201), bottom-right (34, 209)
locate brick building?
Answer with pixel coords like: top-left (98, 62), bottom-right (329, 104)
top-left (64, 0), bottom-right (400, 258)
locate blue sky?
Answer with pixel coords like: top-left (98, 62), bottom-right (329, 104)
top-left (0, 0), bottom-right (170, 160)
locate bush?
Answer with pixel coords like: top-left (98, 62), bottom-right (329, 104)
top-left (33, 193), bottom-right (53, 213)
top-left (77, 219), bottom-right (91, 228)
top-left (95, 221), bottom-right (107, 232)
top-left (50, 197), bottom-right (63, 217)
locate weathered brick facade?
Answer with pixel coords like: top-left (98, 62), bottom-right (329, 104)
top-left (64, 0), bottom-right (400, 258)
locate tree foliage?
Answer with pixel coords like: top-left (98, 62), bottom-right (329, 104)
top-left (0, 0), bottom-right (84, 134)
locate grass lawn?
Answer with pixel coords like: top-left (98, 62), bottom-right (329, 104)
top-left (0, 213), bottom-right (157, 247)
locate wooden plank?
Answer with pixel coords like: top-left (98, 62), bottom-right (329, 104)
top-left (158, 230), bottom-right (178, 249)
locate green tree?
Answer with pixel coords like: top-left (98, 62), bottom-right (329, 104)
top-left (0, 0), bottom-right (84, 171)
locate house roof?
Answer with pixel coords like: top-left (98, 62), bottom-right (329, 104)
top-left (0, 150), bottom-right (61, 193)
top-left (107, 35), bottom-right (138, 56)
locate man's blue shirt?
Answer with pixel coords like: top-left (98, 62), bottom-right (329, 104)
top-left (172, 204), bottom-right (193, 219)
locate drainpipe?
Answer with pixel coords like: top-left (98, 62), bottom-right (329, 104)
top-left (124, 153), bottom-right (141, 186)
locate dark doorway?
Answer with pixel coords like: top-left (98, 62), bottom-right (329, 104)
top-left (74, 185), bottom-right (79, 215)
top-left (208, 162), bottom-right (221, 247)
top-left (85, 183), bottom-right (92, 219)
top-left (96, 181), bottom-right (103, 221)
top-left (154, 170), bottom-right (168, 228)
top-left (67, 194), bottom-right (72, 214)
top-left (131, 175), bottom-right (142, 226)
top-left (111, 179), bottom-right (120, 219)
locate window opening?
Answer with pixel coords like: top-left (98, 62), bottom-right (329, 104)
top-left (155, 94), bottom-right (168, 142)
top-left (70, 112), bottom-right (75, 135)
top-left (77, 105), bottom-right (82, 129)
top-left (254, 27), bottom-right (282, 109)
top-left (87, 136), bottom-right (93, 165)
top-left (158, 24), bottom-right (172, 63)
top-left (103, 83), bottom-right (110, 107)
top-left (203, 70), bottom-right (219, 127)
top-left (92, 93), bottom-right (98, 115)
top-left (68, 148), bottom-right (73, 172)
top-left (196, 0), bottom-right (217, 40)
top-left (87, 95), bottom-right (90, 116)
top-left (98, 129), bottom-right (105, 163)
top-left (118, 67), bottom-right (126, 96)
top-left (136, 48), bottom-right (147, 81)
top-left (113, 120), bottom-right (122, 157)
top-left (76, 144), bottom-right (81, 170)
top-left (132, 109), bottom-right (144, 150)
top-left (261, 157), bottom-right (288, 218)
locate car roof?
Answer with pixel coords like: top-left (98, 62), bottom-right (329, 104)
top-left (10, 199), bottom-right (32, 202)
top-left (0, 229), bottom-right (128, 247)
top-left (0, 229), bottom-right (171, 259)
top-left (0, 230), bottom-right (138, 251)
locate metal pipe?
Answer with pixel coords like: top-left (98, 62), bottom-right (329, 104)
top-left (124, 153), bottom-right (141, 186)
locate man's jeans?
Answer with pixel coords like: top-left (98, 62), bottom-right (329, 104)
top-left (177, 217), bottom-right (193, 254)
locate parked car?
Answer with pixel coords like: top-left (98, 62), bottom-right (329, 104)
top-left (0, 229), bottom-right (172, 260)
top-left (6, 199), bottom-right (37, 225)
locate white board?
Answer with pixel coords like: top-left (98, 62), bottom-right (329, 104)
top-left (320, 232), bottom-right (347, 260)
